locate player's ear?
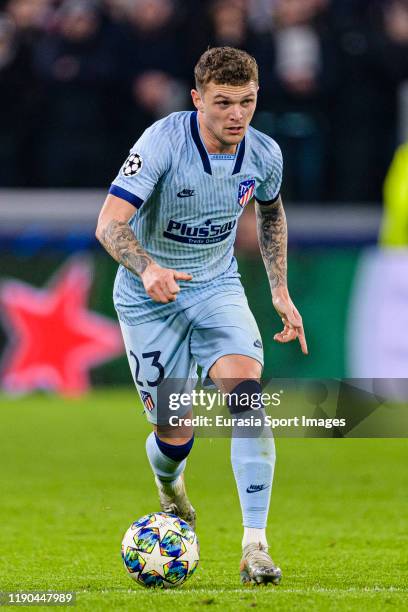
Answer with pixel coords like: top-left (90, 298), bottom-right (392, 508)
top-left (191, 89), bottom-right (204, 113)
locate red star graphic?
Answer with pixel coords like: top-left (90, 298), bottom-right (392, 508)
top-left (0, 257), bottom-right (124, 396)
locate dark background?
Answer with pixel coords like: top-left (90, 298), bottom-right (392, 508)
top-left (2, 0), bottom-right (408, 202)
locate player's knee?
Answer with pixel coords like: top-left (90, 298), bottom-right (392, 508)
top-left (154, 432), bottom-right (194, 461)
top-left (227, 379), bottom-right (264, 415)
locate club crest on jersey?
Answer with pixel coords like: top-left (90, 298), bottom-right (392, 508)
top-left (140, 390), bottom-right (154, 412)
top-left (121, 153), bottom-right (143, 177)
top-left (238, 179), bottom-right (255, 208)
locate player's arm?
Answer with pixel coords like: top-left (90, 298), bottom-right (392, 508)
top-left (255, 195), bottom-right (308, 355)
top-left (96, 194), bottom-right (152, 274)
top-left (96, 194), bottom-right (192, 303)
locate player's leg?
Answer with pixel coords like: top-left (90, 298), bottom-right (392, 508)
top-left (146, 418), bottom-right (196, 528)
top-left (119, 312), bottom-right (196, 527)
top-left (209, 355), bottom-right (281, 584)
top-left (189, 292), bottom-right (281, 583)
top-left (210, 355), bottom-right (272, 547)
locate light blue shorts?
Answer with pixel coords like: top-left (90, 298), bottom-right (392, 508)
top-left (119, 289), bottom-right (264, 424)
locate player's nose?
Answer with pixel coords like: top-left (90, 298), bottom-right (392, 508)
top-left (230, 105), bottom-right (243, 121)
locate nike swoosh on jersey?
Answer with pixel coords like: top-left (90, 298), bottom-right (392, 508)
top-left (177, 189), bottom-right (195, 198)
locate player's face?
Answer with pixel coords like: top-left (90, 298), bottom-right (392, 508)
top-left (191, 80), bottom-right (258, 152)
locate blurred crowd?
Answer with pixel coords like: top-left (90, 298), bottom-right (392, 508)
top-left (1, 0), bottom-right (408, 202)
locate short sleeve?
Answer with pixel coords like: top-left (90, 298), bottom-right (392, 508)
top-left (109, 121), bottom-right (171, 208)
top-left (255, 141), bottom-right (283, 204)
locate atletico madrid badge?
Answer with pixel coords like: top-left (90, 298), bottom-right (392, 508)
top-left (238, 179), bottom-right (255, 208)
top-left (140, 390), bottom-right (155, 412)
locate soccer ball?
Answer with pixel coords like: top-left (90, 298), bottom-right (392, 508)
top-left (121, 512), bottom-right (199, 588)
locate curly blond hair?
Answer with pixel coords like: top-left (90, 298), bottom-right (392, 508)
top-left (194, 46), bottom-right (258, 91)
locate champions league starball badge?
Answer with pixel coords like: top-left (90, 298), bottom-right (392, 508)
top-left (121, 153), bottom-right (143, 177)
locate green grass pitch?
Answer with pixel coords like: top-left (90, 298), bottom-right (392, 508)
top-left (0, 390), bottom-right (407, 611)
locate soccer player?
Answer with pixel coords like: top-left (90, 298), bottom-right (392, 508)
top-left (96, 46), bottom-right (307, 585)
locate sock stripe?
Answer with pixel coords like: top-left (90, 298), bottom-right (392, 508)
top-left (154, 432), bottom-right (194, 461)
top-left (145, 431), bottom-right (186, 483)
top-left (227, 379), bottom-right (263, 414)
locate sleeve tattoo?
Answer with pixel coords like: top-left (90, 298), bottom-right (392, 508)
top-left (99, 219), bottom-right (153, 277)
top-left (255, 199), bottom-right (288, 290)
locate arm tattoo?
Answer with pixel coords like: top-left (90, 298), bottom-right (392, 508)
top-left (98, 219), bottom-right (153, 276)
top-left (255, 199), bottom-right (288, 290)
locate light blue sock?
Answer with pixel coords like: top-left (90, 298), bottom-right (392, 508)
top-left (145, 432), bottom-right (186, 483)
top-left (231, 416), bottom-right (275, 529)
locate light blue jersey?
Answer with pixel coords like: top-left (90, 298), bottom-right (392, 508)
top-left (109, 111), bottom-right (283, 324)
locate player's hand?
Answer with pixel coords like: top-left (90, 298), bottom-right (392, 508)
top-left (272, 287), bottom-right (308, 355)
top-left (141, 263), bottom-right (192, 303)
